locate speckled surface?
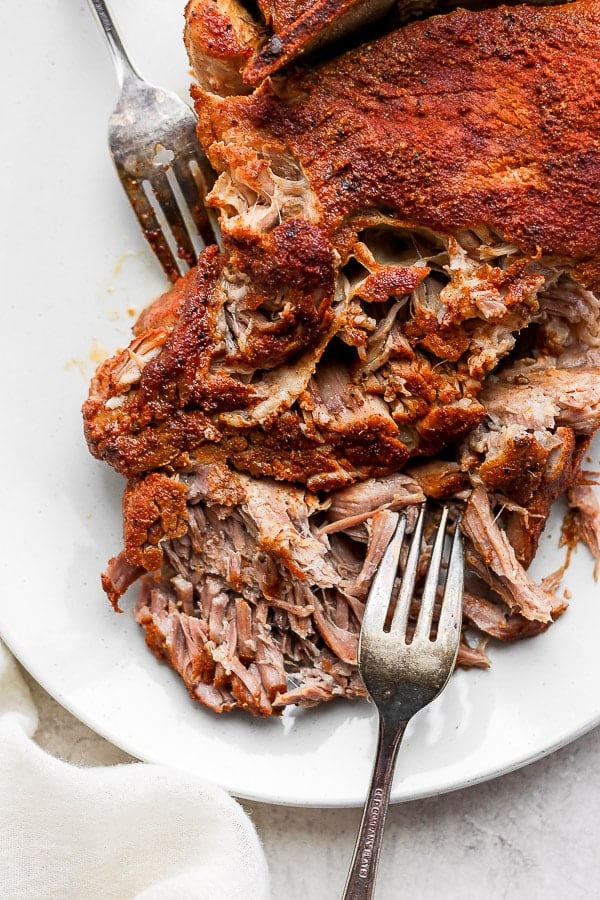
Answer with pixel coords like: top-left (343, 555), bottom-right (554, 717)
top-left (24, 666), bottom-right (600, 900)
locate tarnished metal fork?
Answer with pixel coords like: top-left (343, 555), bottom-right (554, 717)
top-left (343, 504), bottom-right (464, 900)
top-left (87, 0), bottom-right (218, 282)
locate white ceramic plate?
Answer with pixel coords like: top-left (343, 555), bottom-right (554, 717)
top-left (2, 1), bottom-right (600, 808)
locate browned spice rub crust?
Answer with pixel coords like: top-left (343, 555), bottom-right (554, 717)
top-left (197, 0), bottom-right (600, 281)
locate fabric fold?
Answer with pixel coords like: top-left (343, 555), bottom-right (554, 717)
top-left (0, 641), bottom-right (270, 900)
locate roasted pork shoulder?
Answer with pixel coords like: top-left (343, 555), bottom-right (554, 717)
top-left (84, 0), bottom-right (600, 715)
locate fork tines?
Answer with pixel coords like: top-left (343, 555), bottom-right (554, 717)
top-left (119, 143), bottom-right (217, 284)
top-left (108, 79), bottom-right (219, 284)
top-left (362, 504), bottom-right (463, 643)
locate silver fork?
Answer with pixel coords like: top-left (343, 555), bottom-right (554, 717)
top-left (87, 0), bottom-right (217, 282)
top-left (343, 504), bottom-right (463, 900)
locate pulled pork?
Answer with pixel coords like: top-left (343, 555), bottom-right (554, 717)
top-left (84, 0), bottom-right (600, 715)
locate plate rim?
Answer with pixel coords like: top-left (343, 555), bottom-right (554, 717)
top-left (3, 620), bottom-right (600, 808)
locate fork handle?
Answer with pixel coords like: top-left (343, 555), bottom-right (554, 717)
top-left (87, 0), bottom-right (140, 87)
top-left (342, 714), bottom-right (409, 900)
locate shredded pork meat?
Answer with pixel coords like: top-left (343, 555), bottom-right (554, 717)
top-left (562, 483), bottom-right (600, 579)
top-left (84, 0), bottom-right (600, 715)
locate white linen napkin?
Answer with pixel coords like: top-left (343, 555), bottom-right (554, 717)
top-left (0, 641), bottom-right (270, 900)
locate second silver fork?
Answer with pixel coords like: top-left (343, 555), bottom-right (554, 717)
top-left (343, 504), bottom-right (464, 900)
top-left (87, 0), bottom-right (218, 282)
